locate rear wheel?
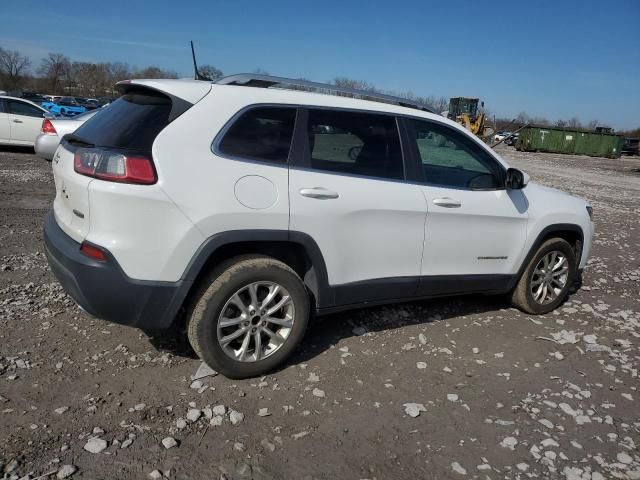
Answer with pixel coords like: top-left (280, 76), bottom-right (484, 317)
top-left (511, 238), bottom-right (576, 314)
top-left (187, 255), bottom-right (309, 379)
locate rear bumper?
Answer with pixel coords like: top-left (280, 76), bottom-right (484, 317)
top-left (35, 134), bottom-right (59, 161)
top-left (43, 211), bottom-right (186, 330)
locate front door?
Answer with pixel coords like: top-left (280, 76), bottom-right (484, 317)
top-left (404, 118), bottom-right (528, 293)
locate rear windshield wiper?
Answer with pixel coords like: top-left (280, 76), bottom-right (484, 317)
top-left (64, 134), bottom-right (95, 148)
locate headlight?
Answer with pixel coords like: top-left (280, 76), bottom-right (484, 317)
top-left (586, 205), bottom-right (593, 220)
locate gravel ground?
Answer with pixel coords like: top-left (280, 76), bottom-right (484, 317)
top-left (1, 145), bottom-right (639, 480)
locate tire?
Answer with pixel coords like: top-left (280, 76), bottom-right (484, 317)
top-left (511, 238), bottom-right (577, 315)
top-left (187, 255), bottom-right (310, 379)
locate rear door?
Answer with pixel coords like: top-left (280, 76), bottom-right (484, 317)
top-left (289, 108), bottom-right (427, 306)
top-left (0, 100), bottom-right (10, 142)
top-left (405, 118), bottom-right (528, 287)
top-left (6, 99), bottom-right (46, 144)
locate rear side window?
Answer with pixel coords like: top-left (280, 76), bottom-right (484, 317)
top-left (218, 107), bottom-right (296, 163)
top-left (72, 90), bottom-right (172, 152)
top-left (307, 109), bottom-right (403, 180)
top-left (8, 100), bottom-right (44, 118)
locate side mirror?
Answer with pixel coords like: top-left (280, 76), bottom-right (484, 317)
top-left (505, 168), bottom-right (529, 189)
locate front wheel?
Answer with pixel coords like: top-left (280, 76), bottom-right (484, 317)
top-left (187, 255), bottom-right (309, 379)
top-left (511, 238), bottom-right (577, 314)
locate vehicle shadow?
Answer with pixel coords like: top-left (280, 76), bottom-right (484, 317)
top-left (0, 145), bottom-right (36, 154)
top-left (147, 280), bottom-right (582, 372)
top-left (286, 293), bottom-right (511, 367)
top-left (287, 278), bottom-right (583, 368)
top-left (145, 293), bottom-right (514, 366)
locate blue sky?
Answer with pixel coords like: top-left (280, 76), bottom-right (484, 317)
top-left (2, 0), bottom-right (639, 129)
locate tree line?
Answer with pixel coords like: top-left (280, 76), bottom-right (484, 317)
top-left (0, 47), bottom-right (209, 96)
top-left (0, 46), bottom-right (637, 136)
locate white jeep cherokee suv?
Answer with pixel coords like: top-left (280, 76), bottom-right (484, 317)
top-left (44, 75), bottom-right (593, 378)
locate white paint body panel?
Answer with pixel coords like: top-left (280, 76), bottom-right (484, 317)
top-left (152, 88), bottom-right (290, 244)
top-left (0, 96), bottom-right (49, 146)
top-left (51, 144), bottom-right (92, 242)
top-left (86, 180), bottom-right (206, 281)
top-left (48, 79), bottom-right (594, 288)
top-left (0, 112), bottom-right (9, 142)
top-left (289, 170), bottom-right (427, 285)
top-left (8, 113), bottom-right (43, 144)
top-left (516, 182), bottom-right (593, 270)
top-left (421, 187), bottom-right (528, 275)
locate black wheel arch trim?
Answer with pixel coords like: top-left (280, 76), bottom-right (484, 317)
top-left (510, 223), bottom-right (585, 290)
top-left (178, 229), bottom-right (333, 310)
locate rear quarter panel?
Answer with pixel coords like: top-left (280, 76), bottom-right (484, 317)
top-left (151, 87), bottom-right (291, 240)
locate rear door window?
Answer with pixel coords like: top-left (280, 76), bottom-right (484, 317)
top-left (217, 107), bottom-right (296, 163)
top-left (306, 109), bottom-right (404, 180)
top-left (8, 100), bottom-right (44, 118)
top-left (72, 89), bottom-right (172, 152)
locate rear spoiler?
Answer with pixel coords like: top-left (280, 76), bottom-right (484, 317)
top-left (115, 81), bottom-right (193, 123)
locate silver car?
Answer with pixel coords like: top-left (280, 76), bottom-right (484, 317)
top-left (35, 109), bottom-right (100, 160)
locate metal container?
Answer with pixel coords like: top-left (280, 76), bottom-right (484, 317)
top-left (517, 126), bottom-right (624, 158)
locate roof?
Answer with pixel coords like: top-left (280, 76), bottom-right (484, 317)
top-left (215, 74), bottom-right (435, 113)
top-left (118, 75), bottom-right (486, 144)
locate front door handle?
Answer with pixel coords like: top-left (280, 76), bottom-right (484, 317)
top-left (433, 197), bottom-right (462, 208)
top-left (299, 187), bottom-right (339, 200)
top-left (12, 119), bottom-right (23, 123)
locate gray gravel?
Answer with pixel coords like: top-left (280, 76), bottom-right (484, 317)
top-left (0, 146), bottom-right (639, 479)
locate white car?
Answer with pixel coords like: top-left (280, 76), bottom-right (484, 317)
top-left (0, 96), bottom-right (51, 147)
top-left (44, 75), bottom-right (594, 378)
top-left (35, 109), bottom-right (100, 160)
top-left (493, 131), bottom-right (512, 142)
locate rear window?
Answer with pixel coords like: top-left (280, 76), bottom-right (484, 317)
top-left (72, 90), bottom-right (172, 152)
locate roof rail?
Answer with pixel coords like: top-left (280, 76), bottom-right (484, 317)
top-left (215, 74), bottom-right (435, 113)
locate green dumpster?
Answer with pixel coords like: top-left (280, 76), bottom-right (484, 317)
top-left (517, 126), bottom-right (624, 158)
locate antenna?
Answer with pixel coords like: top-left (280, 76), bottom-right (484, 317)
top-left (190, 41), bottom-right (211, 81)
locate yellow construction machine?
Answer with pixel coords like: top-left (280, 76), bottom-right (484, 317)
top-left (446, 97), bottom-right (494, 139)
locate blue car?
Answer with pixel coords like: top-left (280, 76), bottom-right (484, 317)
top-left (42, 97), bottom-right (86, 117)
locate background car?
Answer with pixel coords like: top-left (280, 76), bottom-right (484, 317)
top-left (0, 96), bottom-right (52, 147)
top-left (505, 132), bottom-right (519, 146)
top-left (35, 108), bottom-right (100, 160)
top-left (20, 92), bottom-right (48, 105)
top-left (41, 97), bottom-right (86, 116)
top-left (493, 131), bottom-right (512, 142)
top-left (43, 95), bottom-right (62, 103)
top-left (74, 97), bottom-right (101, 110)
top-left (96, 96), bottom-right (116, 107)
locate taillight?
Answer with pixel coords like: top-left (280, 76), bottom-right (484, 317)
top-left (41, 118), bottom-right (57, 135)
top-left (80, 242), bottom-right (107, 262)
top-left (74, 148), bottom-right (156, 185)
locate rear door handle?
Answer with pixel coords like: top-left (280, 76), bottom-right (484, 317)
top-left (432, 197), bottom-right (462, 208)
top-left (299, 187), bottom-right (339, 200)
top-left (12, 119), bottom-right (23, 123)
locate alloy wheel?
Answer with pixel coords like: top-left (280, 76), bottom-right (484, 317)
top-left (530, 250), bottom-right (569, 305)
top-left (216, 281), bottom-right (295, 362)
